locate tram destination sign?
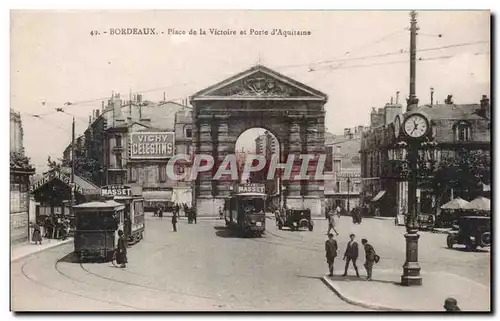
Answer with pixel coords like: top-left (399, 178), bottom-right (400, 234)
top-left (237, 183), bottom-right (265, 194)
top-left (101, 185), bottom-right (132, 197)
top-left (130, 132), bottom-right (175, 159)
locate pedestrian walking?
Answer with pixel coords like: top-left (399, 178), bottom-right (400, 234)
top-left (193, 207), bottom-right (197, 224)
top-left (172, 212), bottom-right (178, 232)
top-left (444, 298), bottom-right (461, 312)
top-left (361, 238), bottom-right (378, 281)
top-left (325, 233), bottom-right (338, 276)
top-left (326, 209), bottom-right (339, 236)
top-left (219, 207), bottom-right (224, 220)
top-left (158, 207), bottom-right (163, 220)
top-left (115, 230), bottom-right (128, 268)
top-left (32, 222), bottom-right (42, 245)
top-left (342, 234), bottom-right (360, 277)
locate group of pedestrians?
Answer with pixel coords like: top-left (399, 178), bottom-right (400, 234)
top-left (325, 233), bottom-right (379, 281)
top-left (31, 216), bottom-right (72, 245)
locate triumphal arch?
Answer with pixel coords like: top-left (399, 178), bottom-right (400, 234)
top-left (190, 65), bottom-right (328, 216)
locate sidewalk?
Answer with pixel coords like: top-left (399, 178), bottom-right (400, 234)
top-left (322, 269), bottom-right (490, 311)
top-left (11, 237), bottom-right (73, 263)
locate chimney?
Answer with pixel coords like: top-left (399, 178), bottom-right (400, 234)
top-left (163, 92), bottom-right (166, 102)
top-left (481, 95), bottom-right (490, 119)
top-left (396, 91), bottom-right (400, 104)
top-left (96, 109), bottom-right (100, 117)
top-left (390, 96), bottom-right (394, 104)
top-left (430, 87), bottom-right (435, 106)
top-left (370, 107), bottom-right (384, 128)
top-left (137, 94), bottom-right (142, 103)
top-left (444, 95), bottom-right (454, 105)
top-left (384, 102), bottom-right (402, 126)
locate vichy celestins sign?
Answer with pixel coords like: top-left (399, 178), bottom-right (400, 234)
top-left (129, 132), bottom-right (175, 159)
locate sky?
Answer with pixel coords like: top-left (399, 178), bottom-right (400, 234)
top-left (10, 10), bottom-right (490, 172)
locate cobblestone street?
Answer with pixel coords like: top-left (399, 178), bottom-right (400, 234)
top-left (11, 215), bottom-right (490, 311)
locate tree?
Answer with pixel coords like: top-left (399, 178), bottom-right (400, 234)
top-left (432, 149), bottom-right (490, 202)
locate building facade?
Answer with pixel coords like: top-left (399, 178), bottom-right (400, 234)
top-left (61, 94), bottom-right (193, 211)
top-left (360, 96), bottom-right (491, 217)
top-left (324, 126), bottom-right (365, 211)
top-left (10, 109), bottom-right (35, 244)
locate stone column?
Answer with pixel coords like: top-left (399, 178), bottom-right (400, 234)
top-left (303, 114), bottom-right (325, 216)
top-left (285, 117), bottom-right (303, 209)
top-left (216, 117), bottom-right (234, 200)
top-left (196, 118), bottom-right (215, 216)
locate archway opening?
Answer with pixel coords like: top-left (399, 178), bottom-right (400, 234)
top-left (235, 128), bottom-right (281, 211)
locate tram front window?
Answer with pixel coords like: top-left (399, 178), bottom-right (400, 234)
top-left (240, 198), bottom-right (264, 213)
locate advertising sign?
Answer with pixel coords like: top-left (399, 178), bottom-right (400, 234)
top-left (130, 132), bottom-right (175, 159)
top-left (101, 185), bottom-right (132, 197)
top-left (237, 183), bottom-right (265, 194)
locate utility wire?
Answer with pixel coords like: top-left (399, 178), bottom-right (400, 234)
top-left (24, 40), bottom-right (490, 119)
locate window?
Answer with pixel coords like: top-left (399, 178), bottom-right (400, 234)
top-left (455, 123), bottom-right (471, 141)
top-left (115, 135), bottom-right (122, 147)
top-left (185, 127), bottom-right (192, 138)
top-left (333, 159), bottom-right (341, 173)
top-left (158, 165), bottom-right (167, 182)
top-left (129, 167), bottom-right (137, 182)
top-left (116, 154), bottom-right (122, 168)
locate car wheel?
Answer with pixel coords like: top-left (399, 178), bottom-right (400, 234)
top-left (446, 234), bottom-right (454, 249)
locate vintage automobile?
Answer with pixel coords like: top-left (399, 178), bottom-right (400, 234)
top-left (277, 209), bottom-right (314, 231)
top-left (446, 215), bottom-right (491, 250)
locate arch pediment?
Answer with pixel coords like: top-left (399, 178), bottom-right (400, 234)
top-left (191, 65), bottom-right (327, 101)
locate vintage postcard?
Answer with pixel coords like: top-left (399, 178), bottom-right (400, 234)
top-left (10, 10), bottom-right (491, 312)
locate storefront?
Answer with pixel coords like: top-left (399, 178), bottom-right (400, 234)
top-left (10, 166), bottom-right (35, 244)
top-left (142, 187), bottom-right (173, 212)
top-left (31, 168), bottom-right (100, 221)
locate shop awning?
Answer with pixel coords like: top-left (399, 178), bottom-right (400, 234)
top-left (143, 190), bottom-right (173, 202)
top-left (371, 190), bottom-right (386, 202)
top-left (440, 197), bottom-right (469, 210)
top-left (463, 196), bottom-right (490, 212)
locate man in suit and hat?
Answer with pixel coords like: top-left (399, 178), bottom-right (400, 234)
top-left (325, 233), bottom-right (338, 276)
top-left (343, 233), bottom-right (360, 277)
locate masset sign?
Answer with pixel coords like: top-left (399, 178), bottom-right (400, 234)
top-left (130, 132), bottom-right (174, 159)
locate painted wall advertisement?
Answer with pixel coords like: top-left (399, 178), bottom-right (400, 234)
top-left (129, 132), bottom-right (175, 159)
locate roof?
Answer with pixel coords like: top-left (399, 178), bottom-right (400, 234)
top-left (74, 200), bottom-right (125, 210)
top-left (175, 110), bottom-right (192, 123)
top-left (59, 167), bottom-right (100, 191)
top-left (413, 104), bottom-right (484, 121)
top-left (191, 64), bottom-right (328, 101)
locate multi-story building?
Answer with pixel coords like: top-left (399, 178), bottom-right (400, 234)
top-left (255, 131), bottom-right (278, 156)
top-left (10, 109), bottom-right (35, 244)
top-left (324, 126), bottom-right (365, 211)
top-left (61, 93), bottom-right (193, 211)
top-left (360, 96), bottom-right (491, 217)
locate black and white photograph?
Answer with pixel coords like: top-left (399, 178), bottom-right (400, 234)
top-left (9, 9), bottom-right (491, 312)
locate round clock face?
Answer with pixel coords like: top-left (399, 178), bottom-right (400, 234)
top-left (403, 114), bottom-right (429, 138)
top-left (394, 116), bottom-right (401, 138)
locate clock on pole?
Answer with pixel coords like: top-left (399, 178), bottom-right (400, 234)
top-left (403, 112), bottom-right (430, 139)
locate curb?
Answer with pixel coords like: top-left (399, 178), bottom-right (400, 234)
top-left (11, 239), bottom-right (73, 263)
top-left (321, 276), bottom-right (405, 311)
